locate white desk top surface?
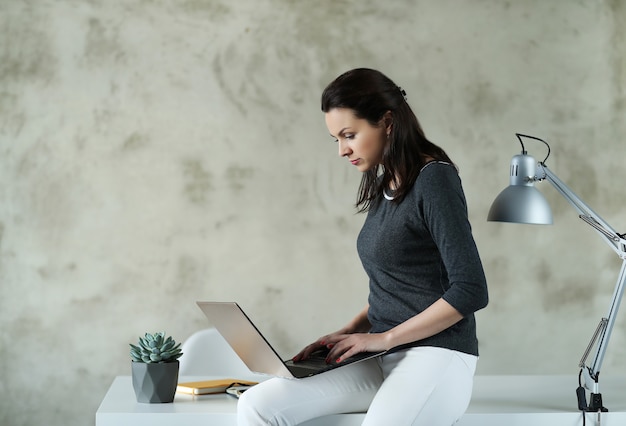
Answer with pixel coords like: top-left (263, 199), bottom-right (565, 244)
top-left (96, 375), bottom-right (626, 426)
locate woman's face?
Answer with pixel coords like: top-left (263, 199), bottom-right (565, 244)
top-left (325, 108), bottom-right (388, 173)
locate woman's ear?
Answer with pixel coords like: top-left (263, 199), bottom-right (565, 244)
top-left (382, 111), bottom-right (393, 135)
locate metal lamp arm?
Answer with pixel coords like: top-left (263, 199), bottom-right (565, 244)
top-left (537, 163), bottom-right (626, 396)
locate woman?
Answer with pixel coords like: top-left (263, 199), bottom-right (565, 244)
top-left (238, 68), bottom-right (488, 426)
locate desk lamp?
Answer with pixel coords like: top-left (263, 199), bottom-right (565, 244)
top-left (488, 133), bottom-right (626, 414)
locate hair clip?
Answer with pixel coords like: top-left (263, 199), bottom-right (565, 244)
top-left (398, 86), bottom-right (407, 101)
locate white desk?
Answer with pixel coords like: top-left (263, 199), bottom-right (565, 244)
top-left (96, 375), bottom-right (626, 426)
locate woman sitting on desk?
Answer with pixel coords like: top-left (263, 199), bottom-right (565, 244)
top-left (238, 68), bottom-right (489, 426)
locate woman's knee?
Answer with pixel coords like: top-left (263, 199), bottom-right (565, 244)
top-left (237, 384), bottom-right (275, 426)
top-left (237, 379), bottom-right (295, 426)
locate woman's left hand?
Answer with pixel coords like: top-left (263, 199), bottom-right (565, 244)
top-left (324, 332), bottom-right (390, 364)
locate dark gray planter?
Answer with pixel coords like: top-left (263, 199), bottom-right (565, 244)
top-left (131, 360), bottom-right (179, 403)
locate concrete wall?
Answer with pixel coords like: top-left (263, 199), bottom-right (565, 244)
top-left (1, 1), bottom-right (624, 425)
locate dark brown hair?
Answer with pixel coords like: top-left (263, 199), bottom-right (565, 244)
top-left (321, 68), bottom-right (454, 212)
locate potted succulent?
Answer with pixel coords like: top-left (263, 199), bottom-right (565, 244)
top-left (129, 332), bottom-right (183, 403)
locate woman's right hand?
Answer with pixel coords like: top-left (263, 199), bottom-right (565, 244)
top-left (291, 331), bottom-right (345, 362)
top-left (291, 305), bottom-right (370, 362)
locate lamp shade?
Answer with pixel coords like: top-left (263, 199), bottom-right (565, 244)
top-left (487, 185), bottom-right (553, 224)
top-left (487, 153), bottom-right (553, 225)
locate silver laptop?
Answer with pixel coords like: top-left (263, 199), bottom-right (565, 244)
top-left (196, 301), bottom-right (386, 379)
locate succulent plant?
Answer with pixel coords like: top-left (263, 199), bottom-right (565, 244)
top-left (129, 332), bottom-right (183, 363)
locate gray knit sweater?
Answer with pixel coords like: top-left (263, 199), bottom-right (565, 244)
top-left (357, 161), bottom-right (488, 356)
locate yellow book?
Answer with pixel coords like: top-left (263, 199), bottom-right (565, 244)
top-left (176, 379), bottom-right (257, 395)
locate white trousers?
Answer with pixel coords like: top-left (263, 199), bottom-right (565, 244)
top-left (237, 346), bottom-right (477, 426)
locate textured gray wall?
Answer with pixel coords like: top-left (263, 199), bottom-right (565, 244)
top-left (1, 1), bottom-right (625, 425)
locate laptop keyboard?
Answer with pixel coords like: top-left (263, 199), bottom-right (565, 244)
top-left (291, 356), bottom-right (331, 369)
top-left (284, 350), bottom-right (384, 377)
